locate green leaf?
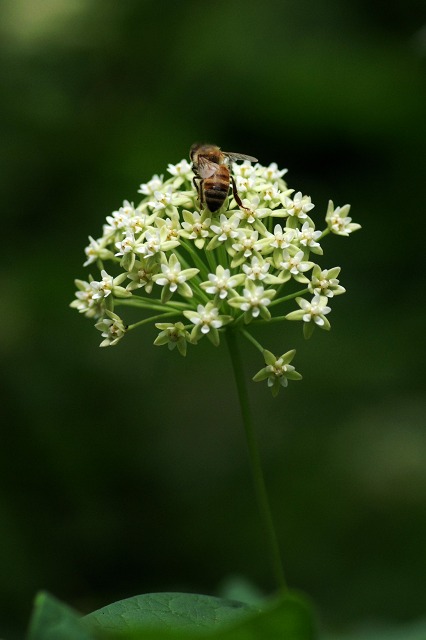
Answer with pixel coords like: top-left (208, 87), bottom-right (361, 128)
top-left (27, 592), bottom-right (93, 640)
top-left (82, 591), bottom-right (316, 640)
top-left (83, 592), bottom-right (255, 634)
top-left (27, 590), bottom-right (316, 640)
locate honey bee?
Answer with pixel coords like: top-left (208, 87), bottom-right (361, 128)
top-left (190, 143), bottom-right (258, 213)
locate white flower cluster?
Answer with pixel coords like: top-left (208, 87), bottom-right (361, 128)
top-left (71, 155), bottom-right (360, 394)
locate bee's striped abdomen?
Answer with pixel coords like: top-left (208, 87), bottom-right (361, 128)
top-left (203, 165), bottom-right (230, 212)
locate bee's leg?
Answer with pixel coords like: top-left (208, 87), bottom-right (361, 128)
top-left (193, 176), bottom-right (205, 209)
top-left (231, 175), bottom-right (250, 210)
top-left (192, 176), bottom-right (199, 197)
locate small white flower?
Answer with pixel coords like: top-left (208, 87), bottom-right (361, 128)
top-left (125, 211), bottom-right (155, 235)
top-left (253, 349), bottom-right (302, 397)
top-left (167, 159), bottom-right (193, 177)
top-left (255, 181), bottom-right (281, 206)
top-left (200, 265), bottom-right (243, 299)
top-left (299, 295), bottom-right (331, 325)
top-left (167, 160), bottom-right (193, 189)
top-left (209, 213), bottom-right (240, 242)
top-left (228, 280), bottom-right (275, 321)
top-left (295, 221), bottom-right (322, 251)
top-left (240, 286), bottom-right (271, 317)
top-left (181, 211), bottom-right (210, 238)
top-left (95, 311), bottom-right (126, 347)
top-left (83, 236), bottom-right (114, 266)
top-left (154, 322), bottom-right (190, 356)
top-left (152, 253), bottom-right (198, 301)
top-left (282, 191), bottom-right (315, 219)
top-left (90, 270), bottom-right (114, 299)
top-left (257, 162), bottom-right (288, 182)
top-left (115, 231), bottom-right (138, 256)
top-left (104, 200), bottom-right (136, 234)
top-left (155, 214), bottom-right (182, 241)
top-left (242, 256), bottom-right (270, 281)
top-left (326, 201), bottom-right (361, 236)
top-left (185, 303), bottom-right (223, 333)
top-left (126, 258), bottom-right (160, 293)
top-left (90, 269), bottom-right (129, 300)
top-left (269, 224), bottom-right (295, 250)
top-left (180, 210), bottom-right (211, 248)
top-left (154, 261), bottom-right (183, 292)
top-left (233, 174), bottom-right (256, 195)
top-left (235, 196), bottom-right (270, 224)
top-left (255, 224), bottom-right (296, 267)
top-left (286, 294), bottom-right (331, 337)
top-left (232, 160), bottom-right (257, 179)
top-left (232, 229), bottom-right (259, 258)
top-left (309, 266), bottom-right (345, 297)
top-left (70, 279), bottom-right (105, 318)
top-left (147, 187), bottom-right (174, 211)
top-left (136, 226), bottom-right (179, 258)
top-left (136, 230), bottom-right (162, 257)
top-left (138, 174), bottom-right (163, 196)
top-left (280, 250), bottom-right (313, 276)
top-left (183, 302), bottom-right (232, 346)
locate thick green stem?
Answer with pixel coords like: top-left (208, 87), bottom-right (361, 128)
top-left (225, 329), bottom-right (287, 594)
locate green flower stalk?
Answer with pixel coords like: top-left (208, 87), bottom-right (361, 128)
top-left (71, 149), bottom-right (360, 592)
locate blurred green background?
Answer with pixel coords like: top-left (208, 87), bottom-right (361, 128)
top-left (1, 0), bottom-right (425, 637)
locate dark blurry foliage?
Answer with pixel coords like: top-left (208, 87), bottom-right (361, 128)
top-left (0, 1), bottom-right (425, 638)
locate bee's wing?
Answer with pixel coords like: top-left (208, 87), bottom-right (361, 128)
top-left (223, 152), bottom-right (258, 163)
top-left (197, 156), bottom-right (220, 179)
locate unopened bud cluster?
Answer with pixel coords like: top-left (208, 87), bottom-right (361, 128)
top-left (71, 156), bottom-right (360, 395)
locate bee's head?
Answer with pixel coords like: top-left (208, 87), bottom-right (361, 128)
top-left (189, 143), bottom-right (203, 161)
top-left (190, 143), bottom-right (222, 163)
